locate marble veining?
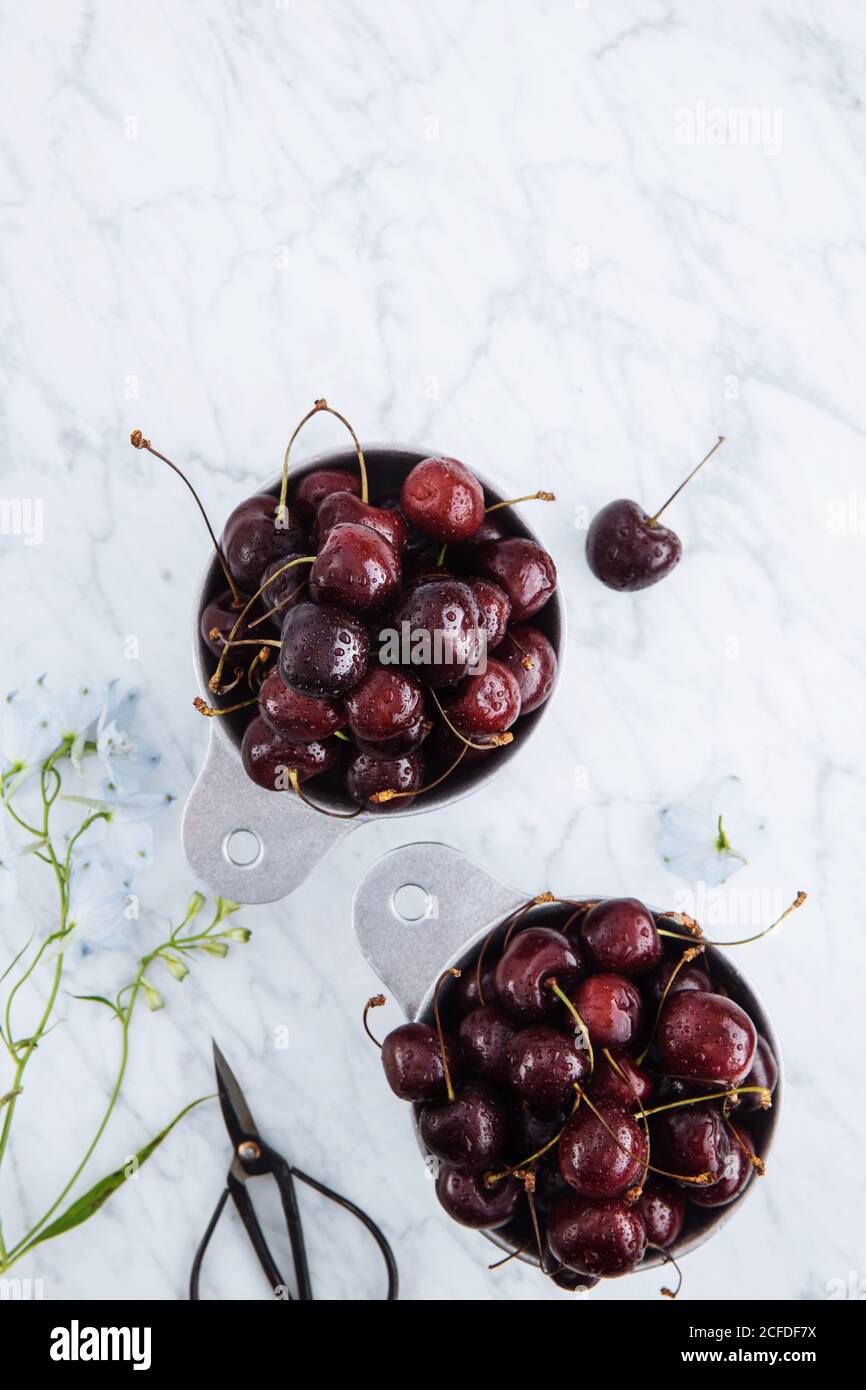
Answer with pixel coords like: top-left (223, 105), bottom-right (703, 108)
top-left (0, 0), bottom-right (864, 1300)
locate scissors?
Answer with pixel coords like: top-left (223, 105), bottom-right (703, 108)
top-left (190, 1041), bottom-right (399, 1300)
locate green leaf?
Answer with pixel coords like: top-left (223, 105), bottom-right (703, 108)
top-left (0, 930), bottom-right (36, 983)
top-left (24, 1095), bottom-right (211, 1251)
top-left (68, 993), bottom-right (122, 1019)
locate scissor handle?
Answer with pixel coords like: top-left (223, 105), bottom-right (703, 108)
top-left (189, 1169), bottom-right (310, 1301)
top-left (291, 1165), bottom-right (399, 1301)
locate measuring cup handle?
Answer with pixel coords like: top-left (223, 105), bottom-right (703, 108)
top-left (182, 731), bottom-right (352, 904)
top-left (352, 843), bottom-right (524, 1018)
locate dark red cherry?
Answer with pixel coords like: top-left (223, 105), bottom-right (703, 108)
top-left (534, 1157), bottom-right (569, 1212)
top-left (458, 1006), bottom-right (516, 1084)
top-left (506, 1026), bottom-right (589, 1112)
top-left (346, 751), bottom-right (423, 809)
top-left (738, 1035), bottom-right (778, 1112)
top-left (390, 578), bottom-right (483, 687)
top-left (645, 954), bottom-right (712, 1008)
top-left (638, 1178), bottom-right (686, 1246)
top-left (279, 601), bottom-right (369, 697)
top-left (689, 1122), bottom-right (754, 1207)
top-left (586, 499), bottom-right (682, 592)
top-left (547, 1192), bottom-right (646, 1277)
top-left (499, 624), bottom-right (558, 714)
top-left (241, 717), bottom-right (335, 792)
top-left (559, 1102), bottom-right (646, 1198)
top-left (309, 523), bottom-right (401, 613)
top-left (257, 668), bottom-right (345, 742)
top-left (657, 991), bottom-right (757, 1086)
top-left (260, 556), bottom-right (309, 630)
top-left (452, 961), bottom-right (498, 1017)
top-left (546, 1260), bottom-right (600, 1293)
top-left (375, 495), bottom-right (430, 557)
top-left (419, 1083), bottom-right (509, 1173)
top-left (445, 658), bottom-right (522, 736)
top-left (468, 577), bottom-right (511, 651)
top-left (651, 1102), bottom-right (729, 1185)
top-left (294, 468), bottom-right (359, 522)
top-left (344, 667), bottom-right (424, 742)
top-left (435, 1167), bottom-right (521, 1230)
top-left (354, 716), bottom-right (433, 759)
top-left (380, 1022), bottom-right (462, 1102)
top-left (476, 537), bottom-right (557, 622)
top-left (510, 1102), bottom-right (564, 1160)
top-left (315, 491), bottom-right (407, 553)
top-left (583, 440), bottom-right (725, 593)
top-left (400, 456), bottom-right (485, 542)
top-left (200, 589), bottom-right (252, 657)
top-left (448, 514), bottom-right (506, 570)
top-left (580, 898), bottom-right (662, 977)
top-left (494, 927), bottom-right (583, 1023)
top-left (427, 723), bottom-right (501, 766)
top-left (571, 973), bottom-right (642, 1049)
top-left (589, 1050), bottom-right (653, 1110)
top-left (222, 494), bottom-right (307, 591)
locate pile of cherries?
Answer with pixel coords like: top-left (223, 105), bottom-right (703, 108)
top-left (367, 895), bottom-right (782, 1292)
top-left (177, 402), bottom-right (559, 812)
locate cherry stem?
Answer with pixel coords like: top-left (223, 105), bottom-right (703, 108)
top-left (473, 893), bottom-right (554, 1007)
top-left (277, 398), bottom-right (369, 517)
top-left (488, 1239), bottom-right (530, 1271)
top-left (647, 435), bottom-right (725, 526)
top-left (362, 995), bottom-right (386, 1048)
top-left (505, 629), bottom-right (535, 671)
top-left (429, 689), bottom-right (514, 752)
top-left (130, 431), bottom-right (244, 608)
top-left (248, 581), bottom-right (306, 630)
top-left (575, 1085), bottom-right (714, 1186)
top-left (486, 1087), bottom-right (581, 1184)
top-left (193, 695), bottom-right (258, 717)
top-left (635, 946), bottom-right (703, 1067)
top-left (648, 1244), bottom-right (683, 1299)
top-left (546, 976), bottom-right (594, 1077)
top-left (433, 967), bottom-right (461, 1101)
top-left (484, 490), bottom-right (555, 514)
top-left (246, 647), bottom-right (272, 691)
top-left (209, 556), bottom-right (315, 693)
top-left (726, 1118), bottom-right (766, 1175)
top-left (370, 743), bottom-right (468, 804)
top-left (287, 769), bottom-right (364, 820)
top-left (636, 1085), bottom-right (772, 1121)
top-left (657, 892), bottom-right (806, 950)
top-left (521, 1173), bottom-right (545, 1266)
top-left (213, 637), bottom-right (281, 651)
top-left (604, 1047), bottom-right (651, 1200)
top-left (501, 893), bottom-right (555, 952)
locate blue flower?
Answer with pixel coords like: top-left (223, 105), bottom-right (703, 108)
top-left (658, 776), bottom-right (770, 887)
top-left (0, 683), bottom-right (62, 790)
top-left (96, 683), bottom-right (161, 794)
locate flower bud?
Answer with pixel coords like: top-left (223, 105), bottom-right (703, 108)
top-left (143, 983), bottom-right (164, 1011)
top-left (221, 927), bottom-right (251, 943)
top-left (163, 953), bottom-right (189, 982)
top-left (199, 940), bottom-right (229, 958)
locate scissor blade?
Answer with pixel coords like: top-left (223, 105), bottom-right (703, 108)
top-left (212, 1040), bottom-right (260, 1147)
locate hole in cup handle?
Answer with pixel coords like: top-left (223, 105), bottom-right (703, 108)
top-left (182, 730), bottom-right (353, 904)
top-left (352, 843), bottom-right (525, 1019)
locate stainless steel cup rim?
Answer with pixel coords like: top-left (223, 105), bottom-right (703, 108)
top-left (352, 844), bottom-right (782, 1280)
top-left (192, 440), bottom-right (566, 819)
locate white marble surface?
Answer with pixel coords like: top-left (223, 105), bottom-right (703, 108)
top-left (1, 0), bottom-right (865, 1302)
